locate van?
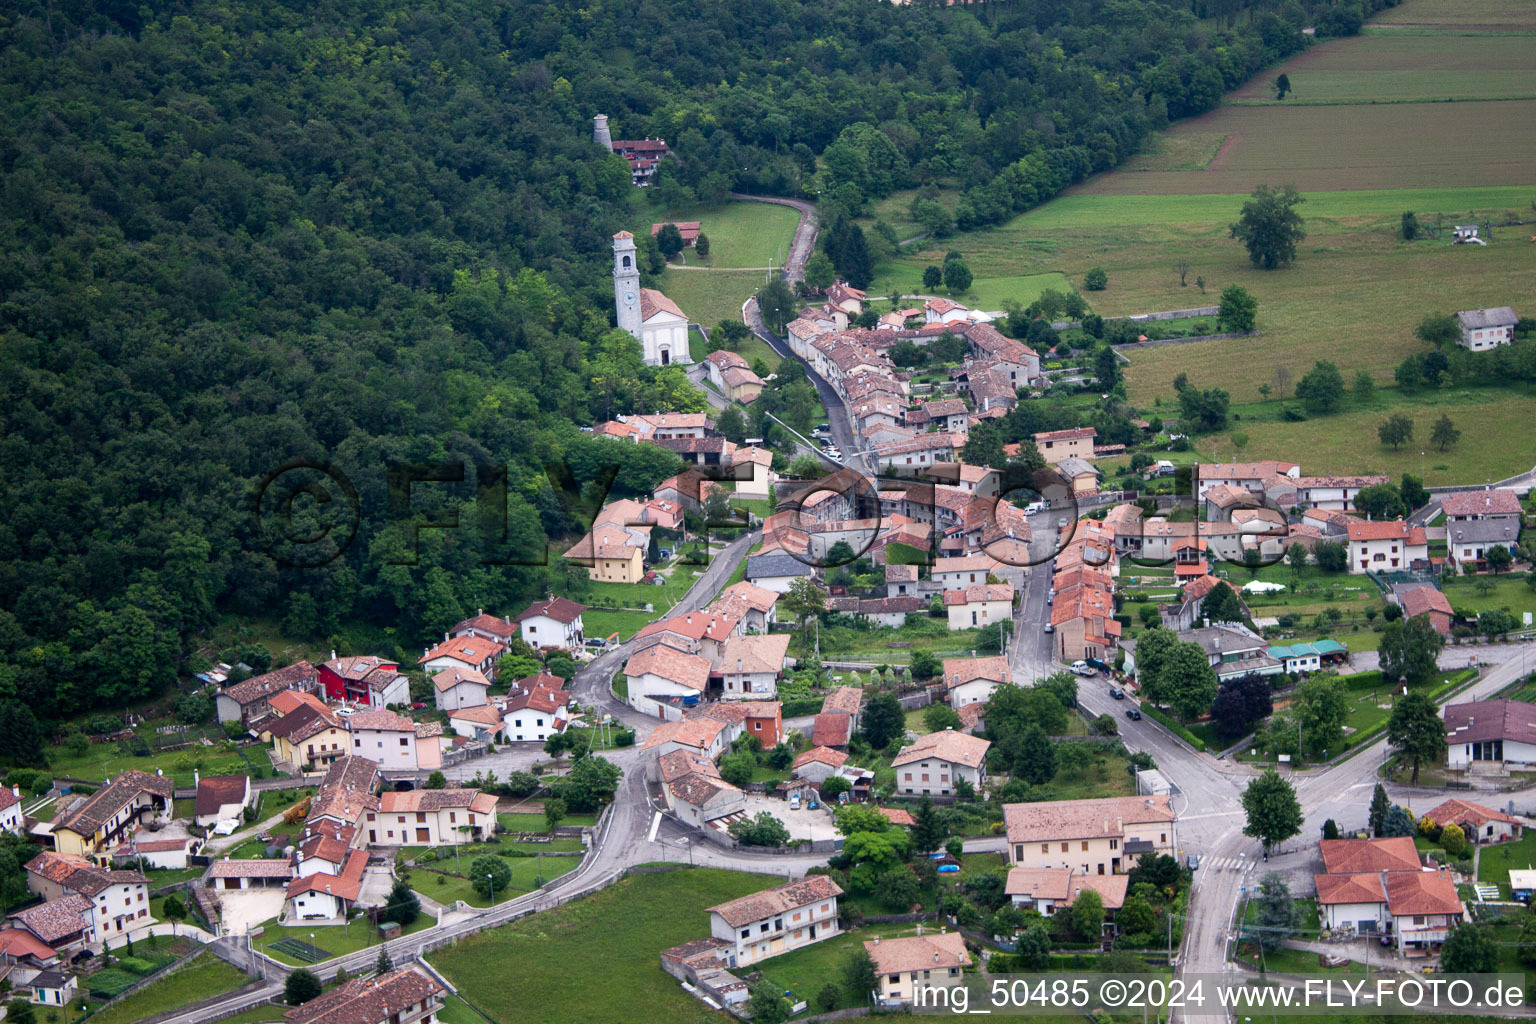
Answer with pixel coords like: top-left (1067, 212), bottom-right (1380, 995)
top-left (1024, 502), bottom-right (1045, 515)
top-left (789, 792), bottom-right (802, 811)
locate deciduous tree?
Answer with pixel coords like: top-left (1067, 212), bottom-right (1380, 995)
top-left (1229, 184), bottom-right (1307, 269)
top-left (1242, 769), bottom-right (1302, 855)
top-left (1217, 284), bottom-right (1258, 332)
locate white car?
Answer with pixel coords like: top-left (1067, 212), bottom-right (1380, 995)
top-left (1069, 661), bottom-right (1098, 677)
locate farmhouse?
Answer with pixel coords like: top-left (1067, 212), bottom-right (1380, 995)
top-left (1398, 585), bottom-right (1453, 636)
top-left (266, 703), bottom-right (349, 771)
top-left (513, 596), bottom-right (587, 650)
top-left (865, 931), bottom-right (971, 1006)
top-left (707, 875), bottom-right (844, 967)
top-left (943, 583), bottom-right (1014, 631)
top-left (1421, 797), bottom-right (1522, 845)
top-left (891, 729), bottom-right (990, 797)
top-left (215, 661), bottom-right (320, 726)
top-left (1344, 518), bottom-right (1429, 574)
top-left (51, 770), bottom-right (174, 863)
top-left (1455, 306), bottom-right (1518, 351)
top-left (1004, 795), bottom-right (1177, 874)
top-left (942, 656), bottom-right (1009, 708)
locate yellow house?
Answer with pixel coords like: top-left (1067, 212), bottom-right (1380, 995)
top-left (52, 771), bottom-right (174, 863)
top-left (1004, 795), bottom-right (1176, 876)
top-left (865, 932), bottom-right (971, 1006)
top-left (563, 523), bottom-right (646, 583)
top-left (265, 703), bottom-right (350, 771)
top-left (1033, 427), bottom-right (1097, 465)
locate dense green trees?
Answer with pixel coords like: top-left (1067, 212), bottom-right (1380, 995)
top-left (1229, 184), bottom-right (1308, 269)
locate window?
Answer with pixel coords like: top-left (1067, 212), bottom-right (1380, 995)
top-left (1041, 843), bottom-right (1050, 854)
top-left (1110, 839), bottom-right (1119, 850)
top-left (1060, 843), bottom-right (1068, 852)
top-left (1160, 834), bottom-right (1167, 844)
top-left (400, 737), bottom-right (409, 746)
top-left (740, 929), bottom-right (750, 939)
top-left (1081, 841), bottom-right (1089, 852)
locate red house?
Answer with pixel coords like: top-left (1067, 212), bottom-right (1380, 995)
top-left (319, 656), bottom-right (409, 709)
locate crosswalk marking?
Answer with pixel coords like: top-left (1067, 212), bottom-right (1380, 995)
top-left (1197, 856), bottom-right (1255, 872)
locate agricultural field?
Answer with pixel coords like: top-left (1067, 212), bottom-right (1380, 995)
top-left (431, 867), bottom-right (779, 1024)
top-left (1372, 0), bottom-right (1536, 29)
top-left (1229, 34), bottom-right (1536, 105)
top-left (1072, 101), bottom-right (1536, 195)
top-left (631, 199), bottom-right (799, 269)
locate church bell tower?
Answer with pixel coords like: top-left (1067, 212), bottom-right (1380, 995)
top-left (613, 232), bottom-right (642, 338)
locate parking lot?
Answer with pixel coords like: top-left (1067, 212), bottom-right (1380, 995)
top-left (729, 793), bottom-right (841, 843)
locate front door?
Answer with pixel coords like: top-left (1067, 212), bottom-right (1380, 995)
top-left (417, 828), bottom-right (431, 842)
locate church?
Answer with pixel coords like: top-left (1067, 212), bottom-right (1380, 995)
top-left (613, 232), bottom-right (691, 367)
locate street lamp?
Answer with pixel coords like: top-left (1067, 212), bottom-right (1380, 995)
top-left (487, 873), bottom-right (494, 906)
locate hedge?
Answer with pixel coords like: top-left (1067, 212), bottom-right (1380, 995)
top-left (1138, 705), bottom-right (1206, 752)
top-left (781, 697), bottom-right (824, 717)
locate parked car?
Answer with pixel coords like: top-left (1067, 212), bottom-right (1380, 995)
top-left (1109, 687), bottom-right (1125, 699)
top-left (1186, 855), bottom-right (1200, 870)
top-left (789, 792), bottom-right (801, 811)
top-left (1125, 708), bottom-right (1142, 721)
top-left (1069, 661), bottom-right (1096, 677)
top-left (813, 424), bottom-right (831, 435)
top-left (1043, 623), bottom-right (1054, 634)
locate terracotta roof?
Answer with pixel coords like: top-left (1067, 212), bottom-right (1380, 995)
top-left (308, 756), bottom-right (380, 824)
top-left (875, 807), bottom-right (916, 827)
top-left (1445, 700), bottom-right (1536, 747)
top-left (708, 876), bottom-right (844, 928)
top-left (432, 666), bottom-right (491, 693)
top-left (27, 852), bottom-right (94, 886)
top-left (885, 565), bottom-right (919, 583)
top-left (419, 634), bottom-right (505, 668)
top-left (1314, 872), bottom-right (1387, 906)
top-left (892, 730), bottom-right (990, 769)
top-left (10, 896), bottom-right (91, 944)
top-left (942, 657), bottom-right (1010, 690)
top-left (640, 716), bottom-right (728, 752)
top-left (0, 928), bottom-right (57, 961)
top-left (194, 775), bottom-right (249, 818)
top-left (932, 554), bottom-right (1000, 575)
top-left (379, 789), bottom-right (497, 815)
top-left (659, 749), bottom-right (721, 783)
top-left (209, 859), bottom-right (292, 879)
top-left (1034, 427), bottom-right (1096, 443)
top-left (956, 702), bottom-right (988, 731)
top-left (1400, 585), bottom-right (1453, 620)
top-left (822, 687), bottom-right (863, 716)
top-left (1423, 797), bottom-right (1522, 830)
top-left (1318, 837), bottom-right (1421, 875)
top-left (812, 714), bottom-right (852, 748)
top-left (298, 822), bottom-right (356, 866)
top-left (1070, 872), bottom-right (1128, 910)
top-left (284, 967), bottom-right (443, 1024)
top-left (55, 770), bottom-right (173, 839)
top-left (670, 771), bottom-right (742, 807)
top-left (1344, 518), bottom-right (1413, 541)
top-left (1004, 796), bottom-right (1175, 844)
top-left (715, 581), bottom-right (779, 614)
top-left (266, 703), bottom-right (343, 744)
top-left (636, 611), bottom-right (739, 645)
top-left (864, 931), bottom-right (970, 974)
top-left (624, 643), bottom-right (712, 692)
top-left (268, 690), bottom-right (329, 717)
top-left (514, 596), bottom-right (587, 625)
top-left (285, 847), bottom-right (368, 904)
top-left (346, 709), bottom-right (414, 733)
top-left (942, 584), bottom-right (1013, 606)
top-left (792, 746), bottom-right (849, 771)
top-left (1439, 489), bottom-right (1522, 517)
top-left (640, 288), bottom-right (686, 322)
top-left (322, 656), bottom-right (403, 693)
top-left (451, 612), bottom-right (516, 637)
top-left (1385, 869), bottom-right (1463, 916)
top-left (220, 662), bottom-right (318, 708)
top-left (448, 704), bottom-right (505, 728)
top-left (502, 684), bottom-right (569, 716)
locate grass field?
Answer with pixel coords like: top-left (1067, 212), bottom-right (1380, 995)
top-left (1229, 34), bottom-right (1536, 105)
top-left (658, 267), bottom-right (764, 336)
top-left (255, 913), bottom-right (435, 966)
top-left (431, 867), bottom-right (780, 1024)
top-left (1439, 575), bottom-right (1536, 616)
top-left (1072, 100), bottom-right (1536, 194)
top-left (87, 952), bottom-right (252, 1024)
top-left (748, 924), bottom-right (928, 1013)
top-left (1375, 0), bottom-right (1536, 28)
top-left (1477, 830), bottom-right (1536, 896)
top-left (636, 201), bottom-right (799, 269)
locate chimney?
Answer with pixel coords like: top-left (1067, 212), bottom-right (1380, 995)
top-left (934, 952), bottom-right (940, 963)
top-left (331, 649), bottom-right (337, 661)
top-left (872, 936), bottom-right (880, 945)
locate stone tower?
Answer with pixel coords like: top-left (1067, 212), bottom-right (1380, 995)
top-left (612, 232), bottom-right (641, 338)
top-left (593, 114), bottom-right (613, 150)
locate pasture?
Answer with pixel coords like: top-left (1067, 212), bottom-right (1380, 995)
top-left (1374, 0), bottom-right (1536, 28)
top-left (1070, 100), bottom-right (1536, 194)
top-left (657, 267), bottom-right (766, 336)
top-left (1229, 34), bottom-right (1536, 105)
top-left (634, 199), bottom-right (799, 269)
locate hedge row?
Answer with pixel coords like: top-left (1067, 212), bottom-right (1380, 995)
top-left (1138, 705), bottom-right (1207, 752)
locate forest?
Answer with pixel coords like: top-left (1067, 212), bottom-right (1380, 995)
top-left (0, 0), bottom-right (1375, 736)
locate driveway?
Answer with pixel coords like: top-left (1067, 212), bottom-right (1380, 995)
top-left (733, 793), bottom-right (840, 843)
top-left (356, 862), bottom-right (395, 908)
top-left (219, 889), bottom-right (287, 936)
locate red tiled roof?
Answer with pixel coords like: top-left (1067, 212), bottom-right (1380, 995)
top-left (1400, 585), bottom-right (1453, 620)
top-left (708, 876), bottom-right (844, 928)
top-left (811, 714), bottom-right (852, 747)
top-left (1440, 489), bottom-right (1522, 517)
top-left (284, 966), bottom-right (442, 1024)
top-left (418, 634), bottom-right (504, 667)
top-left (1318, 837), bottom-right (1421, 875)
top-left (194, 775), bottom-right (249, 818)
top-left (514, 596), bottom-right (586, 625)
top-left (1385, 869), bottom-right (1462, 916)
top-left (792, 746), bottom-right (849, 770)
top-left (1423, 797), bottom-right (1522, 830)
top-left (1314, 872), bottom-right (1386, 906)
top-left (640, 288), bottom-right (686, 322)
top-left (891, 730), bottom-right (990, 769)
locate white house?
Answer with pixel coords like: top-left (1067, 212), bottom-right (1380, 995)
top-left (502, 683), bottom-right (571, 742)
top-left (942, 656), bottom-right (1009, 708)
top-left (712, 581), bottom-right (779, 632)
top-left (659, 750), bottom-right (745, 826)
top-left (1422, 797), bottom-right (1522, 845)
top-left (624, 643), bottom-right (712, 719)
top-left (892, 730), bottom-right (990, 797)
top-left (931, 554), bottom-right (999, 589)
top-left (744, 551), bottom-right (815, 594)
top-left (1456, 307), bottom-right (1518, 351)
top-left (1345, 518), bottom-right (1429, 573)
top-left (943, 584), bottom-right (1014, 631)
top-left (716, 634), bottom-right (791, 698)
top-left (513, 596), bottom-right (587, 651)
top-left (285, 847), bottom-right (366, 922)
top-left (707, 876), bottom-right (844, 967)
top-left (791, 746), bottom-right (849, 785)
top-left (366, 789), bottom-right (498, 846)
top-left (732, 446), bottom-right (778, 501)
top-left (450, 611), bottom-right (517, 646)
top-left (432, 666), bottom-right (490, 712)
top-left (192, 774), bottom-right (251, 828)
top-left (0, 787), bottom-right (24, 835)
top-left (1315, 872), bottom-right (1390, 935)
top-left (418, 634), bottom-right (504, 682)
top-left (1445, 700), bottom-right (1536, 769)
top-left (347, 709), bottom-right (419, 772)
